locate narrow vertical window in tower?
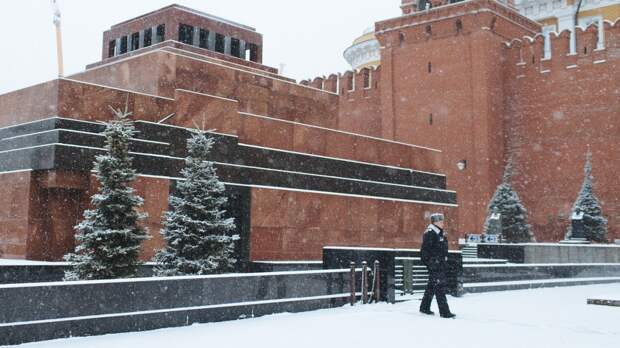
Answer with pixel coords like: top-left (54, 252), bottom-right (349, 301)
top-left (108, 40), bottom-right (116, 57)
top-left (199, 29), bottom-right (209, 49)
top-left (231, 38), bottom-right (241, 58)
top-left (119, 36), bottom-right (128, 54)
top-left (428, 62), bottom-right (432, 73)
top-left (456, 19), bottom-right (463, 33)
top-left (429, 113), bottom-right (433, 125)
top-left (143, 28), bottom-right (152, 47)
top-left (178, 24), bottom-right (194, 45)
top-left (426, 25), bottom-right (432, 36)
top-left (156, 24), bottom-right (166, 43)
top-left (215, 33), bottom-right (225, 53)
top-left (130, 32), bottom-right (140, 51)
top-left (248, 43), bottom-right (259, 62)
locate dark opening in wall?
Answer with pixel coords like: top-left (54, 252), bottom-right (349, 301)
top-left (178, 24), bottom-right (194, 45)
top-left (418, 0), bottom-right (430, 10)
top-left (215, 33), bottom-right (225, 53)
top-left (199, 29), bottom-right (209, 49)
top-left (156, 24), bottom-right (165, 43)
top-left (248, 43), bottom-right (259, 62)
top-left (399, 32), bottom-right (405, 46)
top-left (108, 40), bottom-right (116, 58)
top-left (231, 38), bottom-right (241, 58)
top-left (428, 62), bottom-right (432, 73)
top-left (245, 47), bottom-right (251, 61)
top-left (456, 19), bottom-right (463, 32)
top-left (532, 55), bottom-right (535, 64)
top-left (583, 46), bottom-right (588, 54)
top-left (119, 36), bottom-right (128, 54)
top-left (363, 69), bottom-right (371, 88)
top-left (429, 113), bottom-right (433, 125)
top-left (347, 74), bottom-right (354, 91)
top-left (425, 25), bottom-right (432, 36)
top-left (131, 32), bottom-right (140, 51)
top-left (143, 28), bottom-right (152, 47)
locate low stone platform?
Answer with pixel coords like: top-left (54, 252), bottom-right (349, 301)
top-left (463, 263), bottom-right (620, 284)
top-left (0, 269), bottom-right (359, 346)
top-left (587, 299), bottom-right (620, 307)
top-left (478, 243), bottom-right (620, 264)
top-left (465, 277), bottom-right (620, 293)
top-left (463, 262), bottom-right (620, 293)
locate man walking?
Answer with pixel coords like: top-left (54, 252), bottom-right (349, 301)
top-left (419, 213), bottom-right (456, 318)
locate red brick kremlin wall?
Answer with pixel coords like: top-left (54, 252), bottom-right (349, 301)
top-left (501, 22), bottom-right (620, 241)
top-left (303, 0), bottom-right (619, 241)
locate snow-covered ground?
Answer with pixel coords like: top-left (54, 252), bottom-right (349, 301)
top-left (10, 284), bottom-right (620, 348)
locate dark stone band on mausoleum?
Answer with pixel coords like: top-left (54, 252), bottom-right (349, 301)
top-left (0, 117), bottom-right (456, 205)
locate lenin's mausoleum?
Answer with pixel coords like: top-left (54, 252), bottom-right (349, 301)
top-left (0, 0), bottom-right (618, 264)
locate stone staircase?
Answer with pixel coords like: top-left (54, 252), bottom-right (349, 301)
top-left (461, 244), bottom-right (478, 259)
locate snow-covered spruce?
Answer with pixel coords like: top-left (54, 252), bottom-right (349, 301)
top-left (64, 105), bottom-right (149, 280)
top-left (566, 150), bottom-right (608, 242)
top-left (483, 159), bottom-right (535, 243)
top-left (155, 131), bottom-right (239, 276)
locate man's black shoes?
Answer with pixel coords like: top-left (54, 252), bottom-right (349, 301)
top-left (420, 309), bottom-right (435, 315)
top-left (441, 313), bottom-right (456, 319)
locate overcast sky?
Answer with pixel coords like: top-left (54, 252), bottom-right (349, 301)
top-left (0, 0), bottom-right (400, 95)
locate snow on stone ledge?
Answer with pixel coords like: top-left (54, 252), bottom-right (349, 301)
top-left (0, 259), bottom-right (69, 266)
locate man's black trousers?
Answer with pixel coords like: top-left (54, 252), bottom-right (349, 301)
top-left (419, 269), bottom-right (451, 316)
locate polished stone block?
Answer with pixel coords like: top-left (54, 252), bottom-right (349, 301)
top-left (0, 270), bottom-right (356, 346)
top-left (478, 243), bottom-right (620, 264)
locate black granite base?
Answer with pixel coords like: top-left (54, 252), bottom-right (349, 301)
top-left (477, 243), bottom-right (620, 264)
top-left (463, 263), bottom-right (620, 284)
top-left (464, 278), bottom-right (620, 293)
top-left (0, 297), bottom-right (349, 346)
top-left (0, 264), bottom-right (155, 285)
top-left (476, 244), bottom-right (525, 263)
top-left (250, 261), bottom-right (323, 273)
top-left (0, 269), bottom-right (358, 345)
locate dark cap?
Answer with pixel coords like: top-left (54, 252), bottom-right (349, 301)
top-left (430, 213), bottom-right (444, 223)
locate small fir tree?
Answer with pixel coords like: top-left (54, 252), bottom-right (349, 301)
top-left (155, 131), bottom-right (239, 276)
top-left (483, 159), bottom-right (535, 243)
top-left (566, 150), bottom-right (608, 242)
top-left (64, 104), bottom-right (148, 280)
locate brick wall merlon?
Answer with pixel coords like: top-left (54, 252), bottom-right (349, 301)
top-left (503, 19), bottom-right (620, 74)
top-left (300, 67), bottom-right (380, 96)
top-left (324, 74), bottom-right (339, 93)
top-left (310, 77), bottom-right (325, 90)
